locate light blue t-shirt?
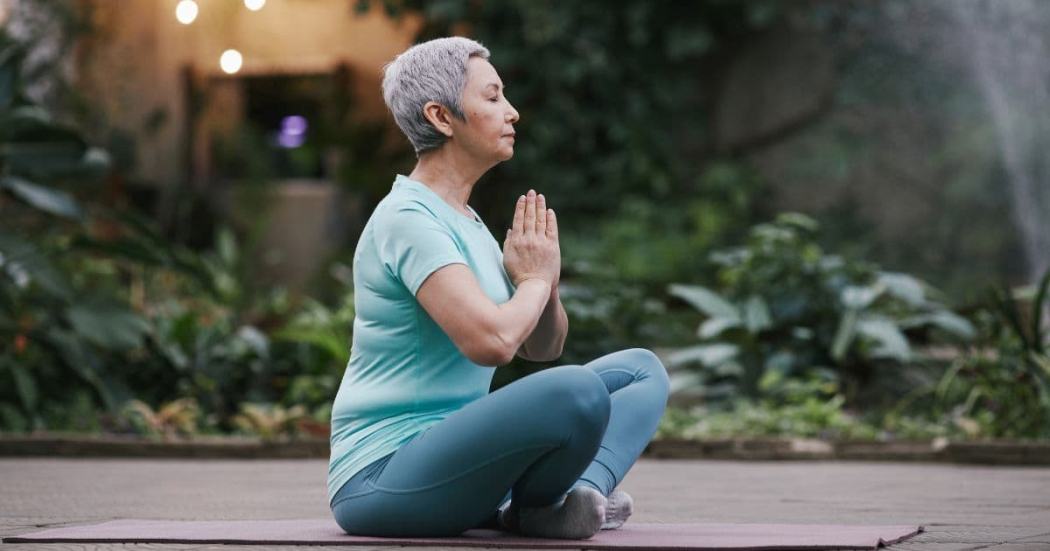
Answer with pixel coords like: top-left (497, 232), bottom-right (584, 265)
top-left (327, 174), bottom-right (516, 506)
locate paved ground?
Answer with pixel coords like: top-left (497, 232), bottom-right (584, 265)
top-left (1, 457), bottom-right (1048, 550)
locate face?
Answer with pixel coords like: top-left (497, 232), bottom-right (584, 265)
top-left (449, 57), bottom-right (520, 163)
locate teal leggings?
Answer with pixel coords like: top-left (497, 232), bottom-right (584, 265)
top-left (329, 348), bottom-right (670, 537)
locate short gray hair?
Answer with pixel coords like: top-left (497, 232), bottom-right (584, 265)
top-left (381, 37), bottom-right (491, 156)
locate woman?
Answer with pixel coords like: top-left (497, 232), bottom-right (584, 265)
top-left (328, 36), bottom-right (670, 540)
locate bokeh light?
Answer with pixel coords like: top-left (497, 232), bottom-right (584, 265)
top-left (277, 115), bottom-right (308, 148)
top-left (220, 49), bottom-right (243, 74)
top-left (244, 0), bottom-right (266, 11)
top-left (175, 0), bottom-right (198, 25)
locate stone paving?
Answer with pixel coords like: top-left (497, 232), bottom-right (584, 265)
top-left (1, 457), bottom-right (1048, 550)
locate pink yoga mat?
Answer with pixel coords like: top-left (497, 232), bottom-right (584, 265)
top-left (4, 518), bottom-right (924, 550)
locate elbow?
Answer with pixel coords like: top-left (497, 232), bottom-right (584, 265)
top-left (463, 327), bottom-right (516, 367)
top-left (487, 334), bottom-right (518, 366)
top-left (485, 327), bottom-right (518, 365)
top-left (466, 342), bottom-right (515, 367)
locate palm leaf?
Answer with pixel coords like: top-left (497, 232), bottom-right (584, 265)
top-left (1031, 267), bottom-right (1050, 354)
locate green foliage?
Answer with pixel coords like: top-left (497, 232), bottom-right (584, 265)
top-left (272, 293), bottom-right (355, 415)
top-left (1, 33), bottom-right (111, 214)
top-left (658, 398), bottom-right (963, 441)
top-left (560, 161), bottom-right (764, 288)
top-left (665, 213), bottom-right (975, 407)
top-left (658, 367), bottom-right (964, 441)
top-left (0, 30), bottom-right (354, 433)
top-left (355, 0), bottom-right (790, 229)
top-left (0, 29), bottom-right (140, 430)
top-left (930, 268), bottom-right (1050, 439)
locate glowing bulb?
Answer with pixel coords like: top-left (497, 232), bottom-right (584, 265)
top-left (175, 0), bottom-right (198, 24)
top-left (220, 50), bottom-right (243, 74)
top-left (244, 0), bottom-right (266, 10)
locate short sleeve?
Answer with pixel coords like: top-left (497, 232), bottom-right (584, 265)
top-left (374, 203), bottom-right (468, 296)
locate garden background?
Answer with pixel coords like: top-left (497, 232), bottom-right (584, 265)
top-left (1, 0), bottom-right (1048, 444)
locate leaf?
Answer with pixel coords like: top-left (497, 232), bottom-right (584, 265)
top-left (697, 317), bottom-right (741, 339)
top-left (1, 175), bottom-right (84, 219)
top-left (665, 343), bottom-right (739, 368)
top-left (763, 350), bottom-right (797, 375)
top-left (65, 297), bottom-right (151, 351)
top-left (667, 283), bottom-right (739, 319)
top-left (0, 230), bottom-right (73, 300)
top-left (742, 295), bottom-right (772, 333)
top-left (1, 105), bottom-right (53, 138)
top-left (879, 272), bottom-right (926, 306)
top-left (856, 315), bottom-right (911, 362)
top-left (1, 355), bottom-right (38, 411)
top-left (791, 326), bottom-right (814, 340)
top-left (46, 328), bottom-right (122, 412)
top-left (236, 325), bottom-right (270, 358)
top-left (991, 286), bottom-right (1029, 350)
top-left (831, 309), bottom-right (858, 362)
top-left (76, 147), bottom-right (113, 179)
top-left (901, 310), bottom-right (976, 340)
top-left (1, 136), bottom-right (86, 175)
top-left (841, 284), bottom-right (883, 310)
top-left (69, 235), bottom-right (167, 266)
top-left (1032, 267), bottom-right (1050, 354)
top-left (710, 360), bottom-right (745, 378)
top-left (668, 370), bottom-right (704, 395)
top-left (0, 43), bottom-right (22, 111)
top-left (774, 212), bottom-right (819, 232)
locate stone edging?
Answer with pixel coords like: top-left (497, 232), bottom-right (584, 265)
top-left (0, 433), bottom-right (329, 459)
top-left (646, 437), bottom-right (1050, 465)
top-left (1, 433), bottom-right (1048, 465)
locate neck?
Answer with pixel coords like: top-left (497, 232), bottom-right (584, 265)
top-left (408, 144), bottom-right (493, 214)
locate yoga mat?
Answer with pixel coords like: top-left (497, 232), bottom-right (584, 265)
top-left (3, 518), bottom-right (924, 550)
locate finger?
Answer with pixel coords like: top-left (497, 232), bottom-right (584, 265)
top-left (512, 194), bottom-right (525, 234)
top-left (546, 208), bottom-right (558, 239)
top-left (524, 189), bottom-right (536, 234)
top-left (535, 193), bottom-right (547, 235)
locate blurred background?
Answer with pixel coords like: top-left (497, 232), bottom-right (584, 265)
top-left (1, 0), bottom-right (1048, 443)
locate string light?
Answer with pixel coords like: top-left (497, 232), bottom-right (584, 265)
top-left (175, 0), bottom-right (198, 24)
top-left (220, 49), bottom-right (243, 74)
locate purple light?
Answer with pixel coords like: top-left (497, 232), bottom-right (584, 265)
top-left (281, 115), bottom-right (308, 135)
top-left (277, 132), bottom-right (305, 148)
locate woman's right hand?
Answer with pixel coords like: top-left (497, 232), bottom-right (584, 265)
top-left (503, 189), bottom-right (560, 288)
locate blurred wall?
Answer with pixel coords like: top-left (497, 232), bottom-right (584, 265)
top-left (74, 0), bottom-right (421, 188)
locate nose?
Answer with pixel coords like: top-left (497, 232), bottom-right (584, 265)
top-left (506, 100), bottom-right (520, 124)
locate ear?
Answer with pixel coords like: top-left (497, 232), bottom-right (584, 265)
top-left (422, 101), bottom-right (455, 138)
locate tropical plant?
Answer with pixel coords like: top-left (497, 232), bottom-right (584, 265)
top-left (665, 213), bottom-right (975, 408)
top-left (231, 402), bottom-right (308, 440)
top-left (272, 293), bottom-right (354, 404)
top-left (930, 268), bottom-right (1050, 439)
top-left (120, 397), bottom-right (204, 438)
top-left (0, 29), bottom-right (144, 430)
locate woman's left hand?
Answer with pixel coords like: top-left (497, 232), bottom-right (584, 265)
top-left (503, 190), bottom-right (561, 290)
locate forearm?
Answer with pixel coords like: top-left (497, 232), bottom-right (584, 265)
top-left (492, 278), bottom-right (553, 361)
top-left (522, 285), bottom-right (568, 361)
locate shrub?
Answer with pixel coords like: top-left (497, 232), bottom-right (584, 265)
top-left (665, 213), bottom-right (975, 408)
